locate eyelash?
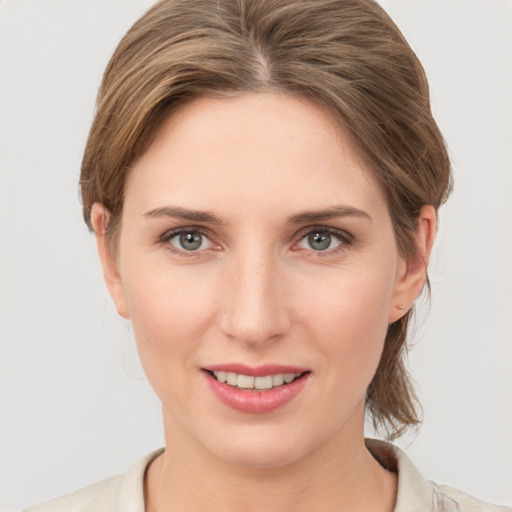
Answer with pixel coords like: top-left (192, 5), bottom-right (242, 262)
top-left (159, 227), bottom-right (216, 258)
top-left (158, 226), bottom-right (354, 258)
top-left (293, 227), bottom-right (354, 257)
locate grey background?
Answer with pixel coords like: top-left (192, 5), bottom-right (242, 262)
top-left (1, 0), bottom-right (511, 510)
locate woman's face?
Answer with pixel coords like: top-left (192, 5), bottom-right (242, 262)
top-left (96, 93), bottom-right (424, 468)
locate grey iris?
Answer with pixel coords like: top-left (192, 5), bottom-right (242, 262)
top-left (180, 231), bottom-right (202, 250)
top-left (308, 231), bottom-right (331, 250)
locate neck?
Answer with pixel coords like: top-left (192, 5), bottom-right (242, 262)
top-left (145, 407), bottom-right (397, 512)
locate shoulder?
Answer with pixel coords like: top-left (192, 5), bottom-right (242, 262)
top-left (432, 485), bottom-right (512, 512)
top-left (23, 448), bottom-right (164, 512)
top-left (23, 476), bottom-right (121, 512)
top-left (365, 439), bottom-right (511, 512)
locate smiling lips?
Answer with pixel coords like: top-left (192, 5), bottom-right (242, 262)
top-left (212, 370), bottom-right (301, 390)
top-left (203, 364), bottom-right (310, 414)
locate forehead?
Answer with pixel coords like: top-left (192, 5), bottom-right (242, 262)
top-left (124, 93), bottom-right (388, 220)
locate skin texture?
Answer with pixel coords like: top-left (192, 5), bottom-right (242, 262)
top-left (92, 93), bottom-right (435, 511)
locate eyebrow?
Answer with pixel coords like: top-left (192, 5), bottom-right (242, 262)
top-left (143, 206), bottom-right (224, 225)
top-left (287, 206), bottom-right (371, 224)
top-left (143, 204), bottom-right (371, 225)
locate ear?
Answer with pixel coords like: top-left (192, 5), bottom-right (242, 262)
top-left (90, 203), bottom-right (130, 319)
top-left (388, 205), bottom-right (437, 323)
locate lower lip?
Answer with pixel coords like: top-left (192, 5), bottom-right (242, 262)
top-left (204, 372), bottom-right (309, 414)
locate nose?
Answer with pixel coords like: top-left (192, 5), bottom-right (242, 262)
top-left (218, 250), bottom-right (291, 347)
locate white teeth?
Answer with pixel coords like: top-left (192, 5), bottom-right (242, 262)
top-left (212, 371), bottom-right (302, 390)
top-left (237, 374), bottom-right (255, 389)
top-left (255, 375), bottom-right (273, 390)
top-left (273, 374), bottom-right (284, 386)
top-left (226, 372), bottom-right (238, 386)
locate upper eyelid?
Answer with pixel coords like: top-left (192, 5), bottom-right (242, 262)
top-left (292, 227), bottom-right (354, 255)
top-left (157, 225), bottom-right (353, 252)
top-left (160, 225), bottom-right (350, 238)
top-left (294, 225), bottom-right (353, 242)
top-left (160, 228), bottom-right (216, 256)
top-left (159, 226), bottom-right (213, 242)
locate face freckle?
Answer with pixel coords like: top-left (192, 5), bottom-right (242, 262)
top-left (111, 92), bottom-right (406, 468)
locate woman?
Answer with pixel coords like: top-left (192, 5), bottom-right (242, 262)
top-left (21, 0), bottom-right (509, 511)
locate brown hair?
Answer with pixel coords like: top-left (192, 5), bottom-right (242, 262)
top-left (80, 0), bottom-right (452, 439)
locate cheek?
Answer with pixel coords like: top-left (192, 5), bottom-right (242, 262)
top-left (120, 260), bottom-right (220, 392)
top-left (297, 266), bottom-right (395, 380)
top-left (123, 254), bottom-right (218, 332)
top-left (301, 263), bottom-right (394, 331)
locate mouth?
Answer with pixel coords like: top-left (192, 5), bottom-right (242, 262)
top-left (205, 369), bottom-right (308, 391)
top-left (202, 365), bottom-right (311, 413)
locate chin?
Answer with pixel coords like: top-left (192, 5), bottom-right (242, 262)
top-left (200, 422), bottom-right (332, 470)
top-left (215, 442), bottom-right (305, 470)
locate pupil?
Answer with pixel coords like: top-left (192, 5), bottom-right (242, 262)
top-left (180, 232), bottom-right (202, 250)
top-left (309, 231), bottom-right (331, 250)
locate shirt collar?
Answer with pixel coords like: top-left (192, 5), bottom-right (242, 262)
top-left (119, 441), bottom-right (433, 512)
top-left (366, 438), bottom-right (434, 511)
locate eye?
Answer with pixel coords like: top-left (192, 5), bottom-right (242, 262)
top-left (164, 229), bottom-right (215, 252)
top-left (296, 229), bottom-right (347, 252)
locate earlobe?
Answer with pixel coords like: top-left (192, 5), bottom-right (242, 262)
top-left (389, 205), bottom-right (437, 323)
top-left (90, 203), bottom-right (130, 319)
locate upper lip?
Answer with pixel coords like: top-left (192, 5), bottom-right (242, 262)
top-left (204, 363), bottom-right (310, 377)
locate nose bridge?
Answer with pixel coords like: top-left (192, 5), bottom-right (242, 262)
top-left (219, 245), bottom-right (290, 345)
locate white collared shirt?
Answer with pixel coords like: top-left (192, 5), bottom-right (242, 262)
top-left (24, 440), bottom-right (510, 512)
